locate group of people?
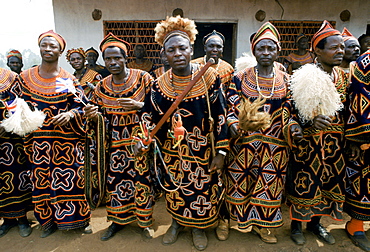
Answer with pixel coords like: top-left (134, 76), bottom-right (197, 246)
top-left (0, 15), bottom-right (369, 252)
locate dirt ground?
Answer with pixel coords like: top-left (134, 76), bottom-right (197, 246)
top-left (0, 198), bottom-right (368, 252)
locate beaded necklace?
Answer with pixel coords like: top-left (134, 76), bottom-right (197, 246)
top-left (255, 66), bottom-right (276, 99)
top-left (169, 65), bottom-right (195, 97)
top-left (110, 68), bottom-right (130, 95)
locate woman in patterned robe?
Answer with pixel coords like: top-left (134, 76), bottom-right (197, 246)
top-left (20, 30), bottom-right (90, 237)
top-left (0, 68), bottom-right (32, 237)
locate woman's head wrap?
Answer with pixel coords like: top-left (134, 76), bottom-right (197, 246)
top-left (7, 50), bottom-right (22, 60)
top-left (66, 48), bottom-right (86, 62)
top-left (99, 32), bottom-right (130, 56)
top-left (251, 22), bottom-right (281, 52)
top-left (203, 30), bottom-right (225, 45)
top-left (311, 20), bottom-right (341, 50)
top-left (154, 16), bottom-right (198, 47)
top-left (38, 30), bottom-right (66, 52)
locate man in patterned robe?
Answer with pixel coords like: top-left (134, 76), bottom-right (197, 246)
top-left (135, 16), bottom-right (228, 251)
top-left (84, 33), bottom-right (154, 241)
top-left (226, 21), bottom-right (299, 244)
top-left (19, 30), bottom-right (91, 238)
top-left (287, 20), bottom-right (347, 246)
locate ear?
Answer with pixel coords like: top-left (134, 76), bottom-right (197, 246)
top-left (191, 45), bottom-right (194, 56)
top-left (204, 45), bottom-right (207, 53)
top-left (314, 47), bottom-right (322, 57)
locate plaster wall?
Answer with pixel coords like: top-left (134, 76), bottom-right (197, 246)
top-left (53, 0), bottom-right (369, 71)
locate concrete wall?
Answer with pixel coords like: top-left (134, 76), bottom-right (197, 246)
top-left (53, 0), bottom-right (369, 72)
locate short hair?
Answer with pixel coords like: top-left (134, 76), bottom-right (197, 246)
top-left (358, 33), bottom-right (370, 44)
top-left (102, 46), bottom-right (127, 58)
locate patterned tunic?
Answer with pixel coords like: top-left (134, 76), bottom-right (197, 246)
top-left (141, 65), bottom-right (229, 228)
top-left (285, 51), bottom-right (314, 73)
top-left (89, 69), bottom-right (154, 227)
top-left (192, 57), bottom-right (234, 91)
top-left (286, 66), bottom-right (348, 221)
top-left (153, 66), bottom-right (167, 79)
top-left (226, 67), bottom-right (292, 229)
top-left (75, 67), bottom-right (101, 99)
top-left (20, 66), bottom-right (90, 230)
top-left (127, 60), bottom-right (154, 73)
top-left (0, 68), bottom-right (32, 219)
top-left (345, 50), bottom-right (370, 221)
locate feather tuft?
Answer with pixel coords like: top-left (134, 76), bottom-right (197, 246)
top-left (235, 52), bottom-right (257, 73)
top-left (290, 64), bottom-right (343, 122)
top-left (1, 98), bottom-right (45, 136)
top-left (239, 95), bottom-right (271, 132)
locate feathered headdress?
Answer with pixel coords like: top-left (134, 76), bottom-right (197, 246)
top-left (154, 16), bottom-right (198, 47)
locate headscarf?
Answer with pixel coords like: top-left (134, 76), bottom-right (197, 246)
top-left (38, 30), bottom-right (66, 52)
top-left (342, 27), bottom-right (358, 42)
top-left (251, 22), bottom-right (281, 52)
top-left (203, 30), bottom-right (225, 45)
top-left (99, 32), bottom-right (130, 56)
top-left (7, 49), bottom-right (22, 60)
top-left (311, 20), bottom-right (341, 51)
top-left (66, 48), bottom-right (86, 62)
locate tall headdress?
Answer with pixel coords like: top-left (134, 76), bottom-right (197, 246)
top-left (7, 50), bottom-right (22, 60)
top-left (342, 27), bottom-right (358, 42)
top-left (66, 48), bottom-right (86, 62)
top-left (311, 20), bottom-right (340, 50)
top-left (38, 30), bottom-right (66, 52)
top-left (99, 32), bottom-right (131, 56)
top-left (203, 30), bottom-right (225, 45)
top-left (154, 16), bottom-right (198, 47)
top-left (251, 22), bottom-right (281, 52)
